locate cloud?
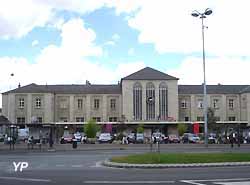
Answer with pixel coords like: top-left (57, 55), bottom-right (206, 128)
top-left (167, 56), bottom-right (250, 85)
top-left (104, 41), bottom-right (115, 46)
top-left (0, 18), bottom-right (146, 107)
top-left (111, 33), bottom-right (120, 41)
top-left (0, 0), bottom-right (54, 39)
top-left (31, 40), bottom-right (39, 47)
top-left (126, 0), bottom-right (250, 57)
top-left (0, 0), bottom-right (140, 39)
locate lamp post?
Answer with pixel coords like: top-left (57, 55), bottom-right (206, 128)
top-left (191, 8), bottom-right (212, 147)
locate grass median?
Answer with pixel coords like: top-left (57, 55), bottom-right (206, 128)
top-left (111, 153), bottom-right (250, 164)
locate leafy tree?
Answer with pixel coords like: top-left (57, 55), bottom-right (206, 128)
top-left (207, 107), bottom-right (218, 132)
top-left (137, 124), bottom-right (144, 133)
top-left (84, 119), bottom-right (100, 138)
top-left (177, 123), bottom-right (187, 136)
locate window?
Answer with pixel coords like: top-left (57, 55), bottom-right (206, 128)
top-left (37, 117), bottom-right (42, 123)
top-left (215, 116), bottom-right (220, 121)
top-left (229, 116), bottom-right (236, 121)
top-left (213, 99), bottom-right (219, 109)
top-left (60, 99), bottom-right (67, 109)
top-left (60, 117), bottom-right (68, 122)
top-left (19, 98), bottom-right (24, 108)
top-left (181, 99), bottom-right (187, 109)
top-left (109, 117), bottom-right (118, 122)
top-left (110, 99), bottom-right (116, 110)
top-left (146, 82), bottom-right (155, 120)
top-left (185, 116), bottom-right (189, 121)
top-left (76, 117), bottom-right (84, 122)
top-left (35, 98), bottom-right (41, 108)
top-left (229, 99), bottom-right (234, 109)
top-left (159, 82), bottom-right (168, 120)
top-left (93, 117), bottom-right (101, 122)
top-left (197, 116), bottom-right (204, 121)
top-left (17, 117), bottom-right (25, 123)
top-left (94, 99), bottom-right (100, 109)
top-left (197, 100), bottom-right (203, 109)
top-left (77, 99), bottom-right (83, 109)
top-left (133, 82), bottom-right (142, 120)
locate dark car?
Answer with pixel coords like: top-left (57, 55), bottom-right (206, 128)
top-left (127, 133), bottom-right (136, 144)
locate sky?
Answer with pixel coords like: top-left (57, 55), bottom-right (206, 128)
top-left (1, 0), bottom-right (250, 108)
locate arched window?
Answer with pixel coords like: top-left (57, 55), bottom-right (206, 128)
top-left (146, 82), bottom-right (155, 120)
top-left (159, 82), bottom-right (168, 120)
top-left (133, 82), bottom-right (142, 120)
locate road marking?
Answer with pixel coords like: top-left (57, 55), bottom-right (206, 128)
top-left (83, 180), bottom-right (175, 184)
top-left (55, 164), bottom-right (65, 167)
top-left (213, 182), bottom-right (250, 185)
top-left (0, 176), bottom-right (52, 182)
top-left (181, 178), bottom-right (250, 185)
top-left (72, 164), bottom-right (84, 168)
top-left (180, 180), bottom-right (205, 185)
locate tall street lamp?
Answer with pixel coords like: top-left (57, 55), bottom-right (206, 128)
top-left (191, 8), bottom-right (212, 147)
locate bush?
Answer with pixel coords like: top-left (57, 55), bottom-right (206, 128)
top-left (137, 124), bottom-right (144, 133)
top-left (178, 123), bottom-right (187, 136)
top-left (84, 119), bottom-right (100, 138)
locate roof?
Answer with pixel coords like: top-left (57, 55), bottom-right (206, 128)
top-left (178, 85), bottom-right (250, 94)
top-left (3, 83), bottom-right (122, 95)
top-left (122, 67), bottom-right (179, 80)
top-left (0, 115), bottom-right (11, 124)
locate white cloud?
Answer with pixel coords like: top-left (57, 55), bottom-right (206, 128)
top-left (0, 0), bottom-right (140, 39)
top-left (31, 40), bottom-right (39, 47)
top-left (104, 41), bottom-right (115, 46)
top-left (126, 0), bottom-right (250, 56)
top-left (111, 34), bottom-right (120, 41)
top-left (167, 56), bottom-right (250, 85)
top-left (0, 0), bottom-right (53, 39)
top-left (0, 18), bottom-right (146, 107)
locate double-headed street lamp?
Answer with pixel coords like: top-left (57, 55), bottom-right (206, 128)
top-left (191, 8), bottom-right (212, 147)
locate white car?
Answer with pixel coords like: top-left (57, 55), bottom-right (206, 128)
top-left (74, 132), bottom-right (82, 142)
top-left (98, 133), bottom-right (112, 143)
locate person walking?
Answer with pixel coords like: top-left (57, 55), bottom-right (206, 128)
top-left (229, 132), bottom-right (234, 148)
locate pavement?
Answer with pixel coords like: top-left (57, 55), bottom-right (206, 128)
top-left (1, 142), bottom-right (250, 153)
top-left (0, 150), bottom-right (250, 185)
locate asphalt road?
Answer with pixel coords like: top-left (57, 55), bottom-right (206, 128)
top-left (0, 147), bottom-right (250, 185)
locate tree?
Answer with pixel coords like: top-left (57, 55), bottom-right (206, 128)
top-left (177, 123), bottom-right (187, 136)
top-left (84, 119), bottom-right (100, 138)
top-left (207, 107), bottom-right (218, 132)
top-left (137, 124), bottom-right (144, 133)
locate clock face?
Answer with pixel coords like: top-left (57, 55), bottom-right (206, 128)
top-left (147, 96), bottom-right (154, 104)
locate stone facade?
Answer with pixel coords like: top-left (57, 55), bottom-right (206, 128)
top-left (1, 67), bottom-right (250, 129)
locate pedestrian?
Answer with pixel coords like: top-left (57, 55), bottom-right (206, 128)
top-left (229, 133), bottom-right (234, 148)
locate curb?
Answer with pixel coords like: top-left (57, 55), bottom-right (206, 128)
top-left (102, 160), bottom-right (250, 169)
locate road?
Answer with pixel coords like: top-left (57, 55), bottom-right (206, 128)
top-left (0, 146), bottom-right (250, 185)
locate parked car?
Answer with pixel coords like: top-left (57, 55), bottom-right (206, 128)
top-left (168, 134), bottom-right (180, 143)
top-left (74, 132), bottom-right (82, 142)
top-left (136, 133), bottom-right (144, 143)
top-left (60, 134), bottom-right (73, 144)
top-left (182, 133), bottom-right (200, 143)
top-left (152, 132), bottom-right (163, 143)
top-left (127, 133), bottom-right (136, 144)
top-left (98, 133), bottom-right (112, 143)
top-left (208, 133), bottom-right (217, 144)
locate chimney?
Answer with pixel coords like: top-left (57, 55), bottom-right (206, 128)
top-left (18, 83), bottom-right (21, 88)
top-left (86, 80), bottom-right (91, 85)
